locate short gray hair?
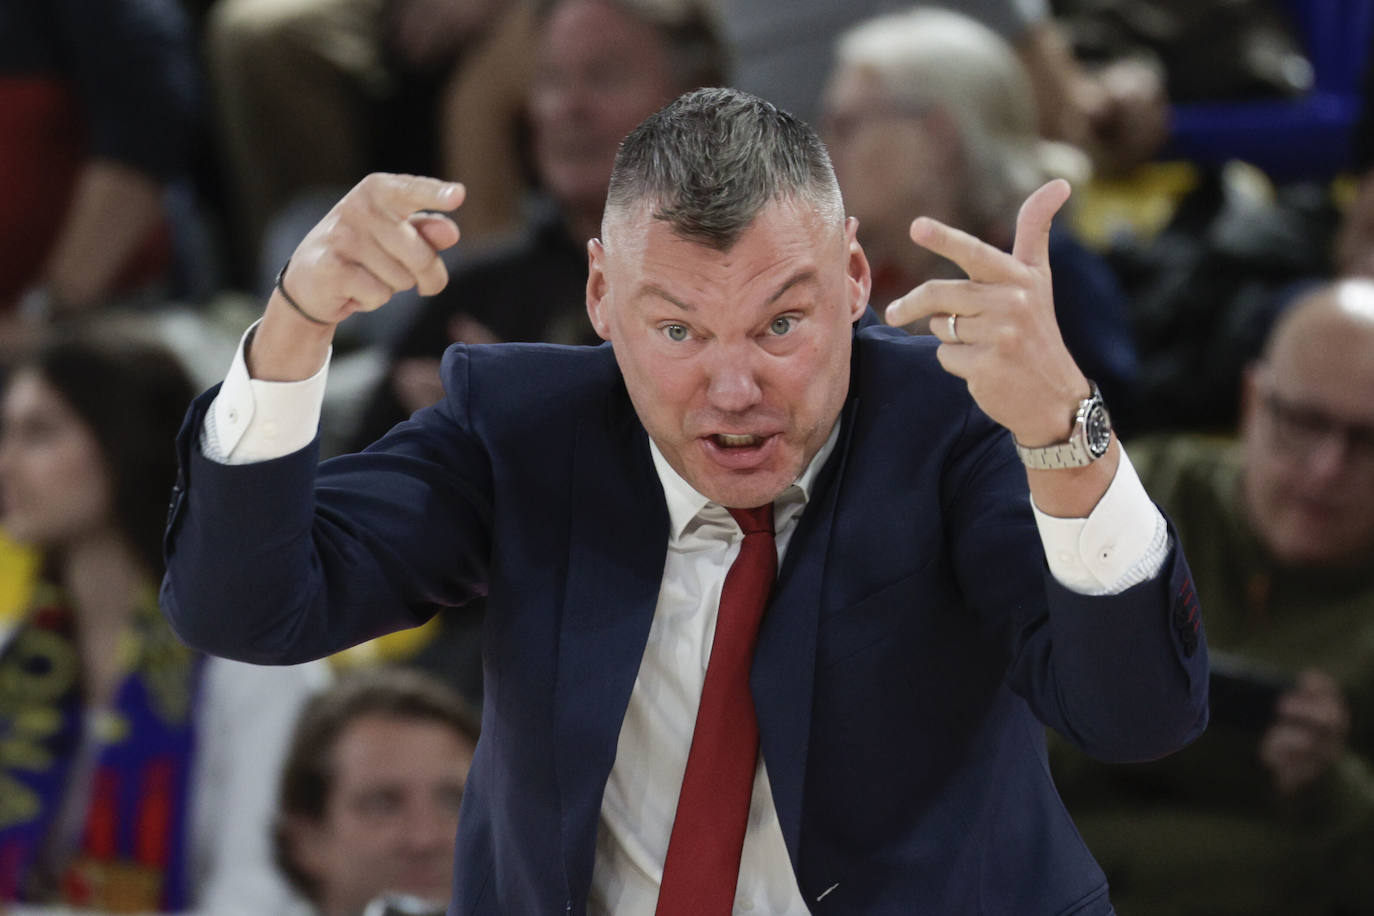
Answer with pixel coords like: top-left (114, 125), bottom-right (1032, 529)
top-left (605, 87), bottom-right (844, 250)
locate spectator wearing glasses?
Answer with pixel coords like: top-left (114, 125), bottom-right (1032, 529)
top-left (1052, 277), bottom-right (1374, 915)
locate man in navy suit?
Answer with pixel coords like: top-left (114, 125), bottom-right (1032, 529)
top-left (162, 89), bottom-right (1208, 913)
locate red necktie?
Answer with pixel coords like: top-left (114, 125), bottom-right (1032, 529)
top-left (656, 504), bottom-right (777, 914)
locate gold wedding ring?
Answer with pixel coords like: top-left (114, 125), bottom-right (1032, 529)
top-left (947, 312), bottom-right (961, 344)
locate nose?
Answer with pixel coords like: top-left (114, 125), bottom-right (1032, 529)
top-left (536, 74), bottom-right (592, 127)
top-left (704, 342), bottom-right (764, 415)
top-left (402, 802), bottom-right (458, 853)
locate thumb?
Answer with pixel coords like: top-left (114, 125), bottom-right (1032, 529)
top-left (1011, 179), bottom-right (1072, 270)
top-left (410, 212), bottom-right (461, 252)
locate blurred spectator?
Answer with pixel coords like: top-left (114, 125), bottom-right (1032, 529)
top-left (273, 667), bottom-right (479, 916)
top-left (721, 0), bottom-right (1170, 175)
top-left (0, 333), bottom-right (328, 913)
top-left (1112, 164), bottom-right (1339, 435)
top-left (819, 7), bottom-right (1140, 427)
top-left (1054, 278), bottom-right (1374, 915)
top-left (0, 0), bottom-right (200, 334)
top-left (433, 2), bottom-right (540, 245)
top-left (1053, 0), bottom-right (1337, 180)
top-left (345, 0), bottom-right (727, 450)
top-left (437, 0), bottom-right (1173, 248)
top-left (206, 0), bottom-right (506, 281)
top-left (1053, 0), bottom-right (1314, 106)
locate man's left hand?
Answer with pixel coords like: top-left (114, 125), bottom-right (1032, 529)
top-left (884, 179), bottom-right (1088, 448)
top-left (1260, 669), bottom-right (1351, 796)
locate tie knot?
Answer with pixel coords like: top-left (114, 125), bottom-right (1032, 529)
top-left (727, 504), bottom-right (774, 536)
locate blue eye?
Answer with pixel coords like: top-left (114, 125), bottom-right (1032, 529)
top-left (663, 324), bottom-right (689, 342)
top-left (769, 316), bottom-right (795, 336)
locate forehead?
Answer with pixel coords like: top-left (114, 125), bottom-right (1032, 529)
top-left (604, 199), bottom-right (844, 298)
top-left (1270, 305), bottom-right (1374, 422)
top-left (823, 64), bottom-right (890, 110)
top-left (332, 716), bottom-right (466, 778)
top-left (540, 0), bottom-right (663, 59)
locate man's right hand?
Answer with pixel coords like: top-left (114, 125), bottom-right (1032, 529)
top-left (1260, 669), bottom-right (1351, 796)
top-left (250, 174), bottom-right (465, 382)
top-left (281, 173), bottom-right (464, 325)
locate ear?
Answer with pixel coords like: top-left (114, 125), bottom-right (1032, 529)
top-left (844, 217), bottom-right (873, 322)
top-left (586, 238), bottom-right (613, 341)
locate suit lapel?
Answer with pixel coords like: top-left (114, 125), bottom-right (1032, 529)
top-left (751, 392), bottom-right (859, 868)
top-left (554, 379), bottom-right (669, 894)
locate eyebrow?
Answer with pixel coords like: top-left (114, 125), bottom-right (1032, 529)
top-left (767, 270), bottom-right (818, 304)
top-left (635, 270), bottom-right (819, 312)
top-left (637, 284), bottom-right (694, 311)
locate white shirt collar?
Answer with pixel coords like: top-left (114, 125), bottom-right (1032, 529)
top-left (648, 420), bottom-right (843, 541)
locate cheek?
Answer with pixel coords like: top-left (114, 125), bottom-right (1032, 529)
top-left (786, 338), bottom-right (847, 425)
top-left (840, 142), bottom-right (889, 204)
top-left (9, 444), bottom-right (109, 521)
top-left (58, 448), bottom-right (113, 515)
top-left (628, 360), bottom-right (697, 433)
top-left (330, 814), bottom-right (395, 860)
top-left (1245, 460), bottom-right (1290, 519)
top-left (1243, 432), bottom-right (1296, 487)
top-left (846, 154), bottom-right (923, 236)
top-left (614, 330), bottom-right (700, 424)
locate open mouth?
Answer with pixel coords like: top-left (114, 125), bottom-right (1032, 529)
top-left (712, 433), bottom-right (766, 449)
top-left (699, 432), bottom-right (779, 470)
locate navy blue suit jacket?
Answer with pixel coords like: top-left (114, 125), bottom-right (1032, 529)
top-left (161, 325), bottom-right (1208, 914)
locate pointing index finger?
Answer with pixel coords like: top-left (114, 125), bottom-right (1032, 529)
top-left (373, 173), bottom-right (466, 220)
top-left (908, 215), bottom-right (1019, 285)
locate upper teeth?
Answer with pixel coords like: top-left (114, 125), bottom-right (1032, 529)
top-left (717, 434), bottom-right (758, 447)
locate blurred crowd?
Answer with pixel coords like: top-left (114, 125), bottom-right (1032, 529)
top-left (1, 0), bottom-right (1373, 913)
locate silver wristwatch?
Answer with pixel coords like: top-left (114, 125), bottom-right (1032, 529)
top-left (1014, 382), bottom-right (1113, 470)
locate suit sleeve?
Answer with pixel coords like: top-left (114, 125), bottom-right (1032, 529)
top-left (944, 405), bottom-right (1209, 763)
top-left (160, 346), bottom-right (494, 665)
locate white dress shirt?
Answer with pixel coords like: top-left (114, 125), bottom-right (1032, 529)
top-left (202, 326), bottom-right (1169, 913)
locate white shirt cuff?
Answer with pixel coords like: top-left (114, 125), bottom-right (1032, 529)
top-left (1032, 447), bottom-right (1170, 596)
top-left (199, 320), bottom-right (331, 465)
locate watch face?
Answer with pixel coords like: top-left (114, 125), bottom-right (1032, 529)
top-left (1085, 403), bottom-right (1112, 457)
